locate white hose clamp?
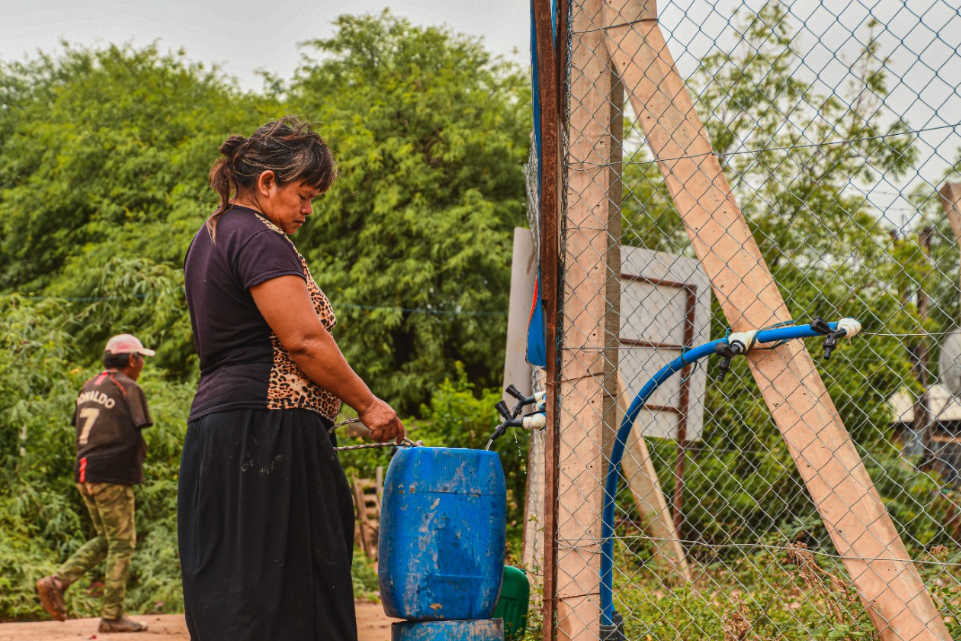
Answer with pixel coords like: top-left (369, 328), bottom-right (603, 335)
top-left (836, 317), bottom-right (862, 338)
top-left (523, 414), bottom-right (547, 430)
top-left (728, 330), bottom-right (758, 353)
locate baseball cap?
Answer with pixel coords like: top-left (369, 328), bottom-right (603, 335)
top-left (104, 334), bottom-right (156, 357)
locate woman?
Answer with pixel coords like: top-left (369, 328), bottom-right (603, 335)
top-left (179, 116), bottom-right (403, 641)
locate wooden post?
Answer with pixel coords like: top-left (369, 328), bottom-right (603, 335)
top-left (532, 0), bottom-right (562, 639)
top-left (605, 67), bottom-right (626, 482)
top-left (352, 474), bottom-right (382, 560)
top-left (525, 368), bottom-right (548, 588)
top-left (671, 284), bottom-right (696, 533)
top-left (555, 0), bottom-right (619, 637)
top-left (601, 1), bottom-right (950, 638)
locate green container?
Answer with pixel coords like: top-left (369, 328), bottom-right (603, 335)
top-left (492, 566), bottom-right (530, 640)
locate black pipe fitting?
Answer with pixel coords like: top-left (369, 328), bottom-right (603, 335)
top-left (600, 611), bottom-right (626, 641)
top-left (810, 316), bottom-right (848, 360)
top-left (505, 384), bottom-right (525, 402)
top-left (715, 342), bottom-right (738, 381)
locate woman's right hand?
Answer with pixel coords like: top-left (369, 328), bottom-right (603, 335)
top-left (359, 397), bottom-right (405, 444)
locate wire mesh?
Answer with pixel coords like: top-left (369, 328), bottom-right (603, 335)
top-left (544, 0), bottom-right (961, 639)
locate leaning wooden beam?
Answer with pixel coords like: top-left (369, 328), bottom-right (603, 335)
top-left (602, 1), bottom-right (950, 639)
top-left (555, 0), bottom-right (618, 638)
top-left (940, 182), bottom-right (961, 294)
top-left (616, 374), bottom-right (692, 583)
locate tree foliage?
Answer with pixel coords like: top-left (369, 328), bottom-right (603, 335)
top-left (0, 16), bottom-right (528, 413)
top-left (290, 12), bottom-right (529, 410)
top-left (620, 1), bottom-right (955, 552)
top-left (0, 44), bottom-right (272, 292)
top-left (0, 13), bottom-right (528, 619)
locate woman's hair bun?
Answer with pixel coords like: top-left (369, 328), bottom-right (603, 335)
top-left (219, 134), bottom-right (248, 158)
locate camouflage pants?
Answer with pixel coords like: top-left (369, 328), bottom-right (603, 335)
top-left (56, 482), bottom-right (136, 620)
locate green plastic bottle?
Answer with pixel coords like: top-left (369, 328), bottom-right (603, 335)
top-left (493, 565), bottom-right (531, 640)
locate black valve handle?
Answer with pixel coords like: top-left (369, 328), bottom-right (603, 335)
top-left (505, 384), bottom-right (526, 402)
top-left (810, 317), bottom-right (833, 336)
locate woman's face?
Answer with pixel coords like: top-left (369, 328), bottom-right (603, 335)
top-left (251, 173), bottom-right (321, 235)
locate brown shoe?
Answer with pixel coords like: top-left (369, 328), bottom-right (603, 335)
top-left (98, 616), bottom-right (149, 633)
top-left (36, 576), bottom-right (66, 622)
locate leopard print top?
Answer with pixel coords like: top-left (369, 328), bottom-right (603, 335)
top-left (256, 215), bottom-right (342, 421)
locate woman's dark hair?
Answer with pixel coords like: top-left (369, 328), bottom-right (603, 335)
top-left (104, 352), bottom-right (136, 370)
top-left (207, 115), bottom-right (338, 239)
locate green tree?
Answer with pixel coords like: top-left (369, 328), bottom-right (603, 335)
top-left (0, 44), bottom-right (273, 291)
top-left (0, 293), bottom-right (195, 619)
top-left (618, 1), bottom-right (945, 551)
top-left (1, 17), bottom-right (530, 412)
top-left (0, 16), bottom-right (532, 619)
top-left (0, 44), bottom-right (275, 373)
top-left (288, 12), bottom-right (530, 412)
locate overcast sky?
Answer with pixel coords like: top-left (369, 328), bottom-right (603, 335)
top-left (1, 0), bottom-right (958, 227)
top-left (0, 0), bottom-right (532, 89)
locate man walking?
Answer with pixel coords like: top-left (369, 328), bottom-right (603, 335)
top-left (37, 334), bottom-right (155, 633)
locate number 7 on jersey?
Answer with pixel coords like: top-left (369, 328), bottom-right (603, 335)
top-left (78, 408), bottom-right (101, 445)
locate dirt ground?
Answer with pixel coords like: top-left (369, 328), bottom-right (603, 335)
top-left (0, 602), bottom-right (398, 641)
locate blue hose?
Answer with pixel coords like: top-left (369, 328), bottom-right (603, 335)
top-left (600, 321), bottom-right (843, 626)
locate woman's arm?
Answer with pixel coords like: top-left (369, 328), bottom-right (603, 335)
top-left (250, 275), bottom-right (404, 443)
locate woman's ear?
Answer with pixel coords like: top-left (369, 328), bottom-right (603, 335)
top-left (257, 170), bottom-right (277, 197)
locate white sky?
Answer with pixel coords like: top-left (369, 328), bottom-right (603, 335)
top-left (0, 0), bottom-right (532, 88)
top-left (1, 0), bottom-right (958, 228)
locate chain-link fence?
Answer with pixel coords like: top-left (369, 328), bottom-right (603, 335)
top-left (535, 0), bottom-right (961, 639)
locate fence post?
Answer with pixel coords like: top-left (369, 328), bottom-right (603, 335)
top-left (531, 1), bottom-right (563, 639)
top-left (599, 0), bottom-right (950, 638)
top-left (554, 0), bottom-right (621, 637)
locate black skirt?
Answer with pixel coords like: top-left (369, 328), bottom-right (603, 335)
top-left (178, 408), bottom-right (356, 641)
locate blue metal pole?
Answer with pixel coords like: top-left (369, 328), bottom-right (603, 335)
top-left (600, 322), bottom-right (841, 626)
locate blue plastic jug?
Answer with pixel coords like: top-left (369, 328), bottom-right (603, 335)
top-left (379, 447), bottom-right (507, 620)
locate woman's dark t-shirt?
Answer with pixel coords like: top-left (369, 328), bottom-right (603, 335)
top-left (183, 206), bottom-right (341, 422)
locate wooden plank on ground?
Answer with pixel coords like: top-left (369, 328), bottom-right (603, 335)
top-left (602, 1), bottom-right (949, 639)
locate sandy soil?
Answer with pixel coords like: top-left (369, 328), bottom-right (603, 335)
top-left (0, 602), bottom-right (398, 641)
